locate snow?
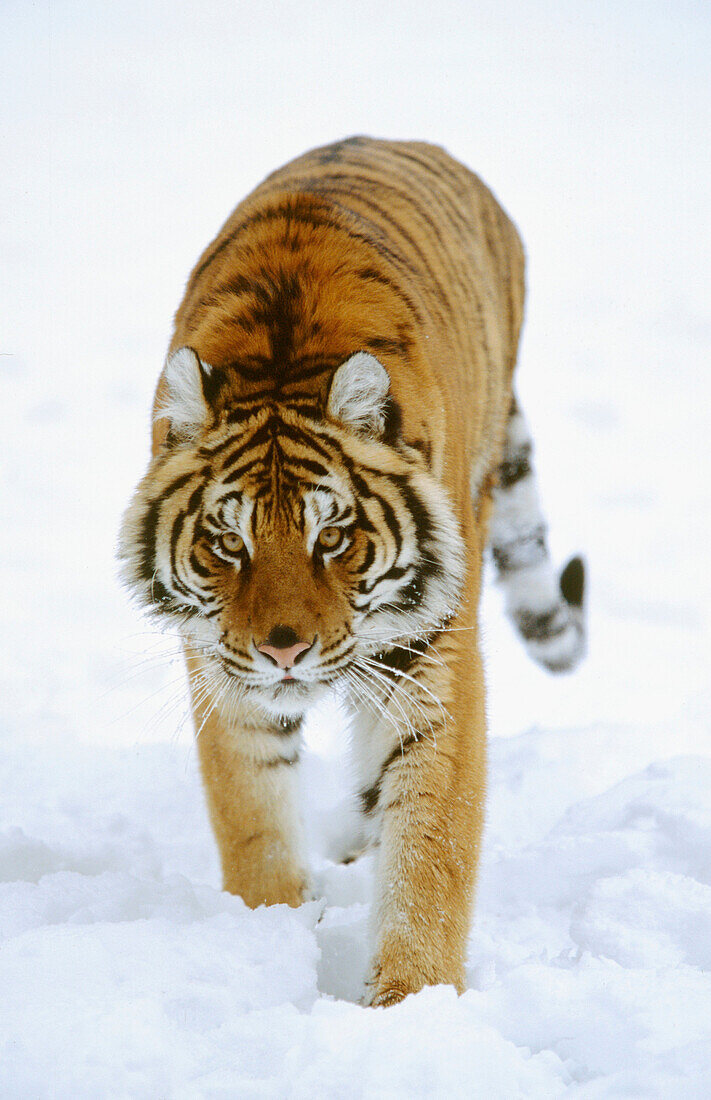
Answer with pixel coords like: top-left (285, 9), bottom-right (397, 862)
top-left (2, 0), bottom-right (710, 1095)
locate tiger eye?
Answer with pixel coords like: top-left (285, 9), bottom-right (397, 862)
top-left (318, 526), bottom-right (343, 550)
top-left (219, 531), bottom-right (245, 554)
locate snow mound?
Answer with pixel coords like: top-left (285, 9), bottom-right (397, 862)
top-left (0, 732), bottom-right (709, 1097)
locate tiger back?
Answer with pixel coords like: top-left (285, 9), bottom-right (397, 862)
top-left (159, 137), bottom-right (524, 498)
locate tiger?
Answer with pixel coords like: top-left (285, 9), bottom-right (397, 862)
top-left (119, 136), bottom-right (585, 1007)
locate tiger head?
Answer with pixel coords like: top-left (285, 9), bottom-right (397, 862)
top-left (119, 347), bottom-right (465, 720)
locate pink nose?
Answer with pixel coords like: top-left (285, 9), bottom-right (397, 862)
top-left (257, 640), bottom-right (312, 669)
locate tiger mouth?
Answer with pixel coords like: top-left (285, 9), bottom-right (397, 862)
top-left (237, 668), bottom-right (322, 699)
top-left (272, 678), bottom-right (310, 693)
top-left (257, 673), bottom-right (329, 719)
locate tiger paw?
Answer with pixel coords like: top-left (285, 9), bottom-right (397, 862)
top-left (223, 867), bottom-right (311, 909)
top-left (363, 961), bottom-right (423, 1008)
top-left (364, 950), bottom-right (465, 1007)
top-left (367, 983), bottom-right (410, 1008)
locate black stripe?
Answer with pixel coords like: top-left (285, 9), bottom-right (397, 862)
top-left (354, 498), bottom-right (376, 534)
top-left (169, 511), bottom-right (194, 601)
top-left (376, 476), bottom-right (441, 612)
top-left (370, 490), bottom-right (403, 558)
top-left (219, 422), bottom-right (272, 472)
top-left (363, 151), bottom-right (490, 360)
top-left (222, 454), bottom-right (266, 484)
top-left (498, 443), bottom-right (532, 489)
top-left (186, 485), bottom-right (203, 514)
top-left (219, 653), bottom-right (253, 674)
top-left (225, 406), bottom-right (261, 425)
top-left (356, 539), bottom-right (377, 575)
top-left (273, 715), bottom-right (303, 736)
top-left (274, 420), bottom-right (337, 462)
top-left (135, 471), bottom-right (195, 586)
top-left (392, 574), bottom-right (424, 611)
top-left (372, 622), bottom-right (448, 674)
top-left (278, 471), bottom-right (328, 495)
top-left (189, 551), bottom-right (212, 579)
top-left (366, 335), bottom-right (410, 357)
top-left (340, 462), bottom-right (410, 562)
top-left (360, 736), bottom-right (417, 814)
top-left (355, 267), bottom-right (424, 331)
top-left (288, 456), bottom-right (331, 480)
top-left (199, 431), bottom-right (258, 459)
top-left (212, 272), bottom-right (255, 298)
top-left (361, 563), bottom-right (411, 594)
top-left (515, 606), bottom-right (567, 642)
top-left (492, 526), bottom-right (547, 572)
top-left (357, 266), bottom-right (401, 289)
top-left (360, 782), bottom-right (380, 815)
top-left (389, 474), bottom-right (434, 546)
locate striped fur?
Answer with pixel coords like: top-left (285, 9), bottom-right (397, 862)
top-left (490, 398), bottom-right (586, 672)
top-left (119, 137), bottom-right (585, 1006)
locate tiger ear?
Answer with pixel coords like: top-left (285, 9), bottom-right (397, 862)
top-left (157, 346), bottom-right (216, 443)
top-left (326, 352), bottom-right (391, 437)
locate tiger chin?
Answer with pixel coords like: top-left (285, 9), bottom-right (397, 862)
top-left (119, 136), bottom-right (586, 1008)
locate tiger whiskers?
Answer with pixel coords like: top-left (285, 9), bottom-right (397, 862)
top-left (356, 653), bottom-right (451, 730)
top-left (347, 654), bottom-right (444, 751)
top-left (352, 660), bottom-right (447, 757)
top-left (345, 664), bottom-right (415, 752)
top-left (340, 666), bottom-right (418, 759)
top-left (192, 676), bottom-right (230, 744)
top-left (108, 631), bottom-right (216, 694)
top-left (355, 634), bottom-right (447, 670)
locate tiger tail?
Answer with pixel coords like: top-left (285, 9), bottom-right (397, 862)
top-left (490, 395), bottom-right (586, 673)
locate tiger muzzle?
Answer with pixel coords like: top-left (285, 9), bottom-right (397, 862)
top-left (257, 626), bottom-right (314, 670)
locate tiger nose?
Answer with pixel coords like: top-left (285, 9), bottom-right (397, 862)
top-left (257, 626), bottom-right (313, 669)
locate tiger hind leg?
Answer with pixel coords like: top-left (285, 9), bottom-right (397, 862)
top-left (489, 396), bottom-right (586, 673)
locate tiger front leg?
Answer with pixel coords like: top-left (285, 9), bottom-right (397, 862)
top-left (187, 650), bottom-right (310, 908)
top-left (363, 640), bottom-right (487, 1007)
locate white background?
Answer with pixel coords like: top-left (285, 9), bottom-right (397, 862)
top-left (1, 2), bottom-right (710, 1095)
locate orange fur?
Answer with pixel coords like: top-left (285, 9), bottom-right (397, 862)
top-left (126, 137), bottom-right (526, 1005)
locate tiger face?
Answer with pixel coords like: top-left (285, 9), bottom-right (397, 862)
top-left (119, 348), bottom-right (465, 720)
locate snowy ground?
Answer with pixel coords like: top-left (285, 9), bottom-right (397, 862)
top-left (2, 1), bottom-right (710, 1096)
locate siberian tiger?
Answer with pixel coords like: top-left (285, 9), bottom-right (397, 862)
top-left (119, 136), bottom-right (585, 1006)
